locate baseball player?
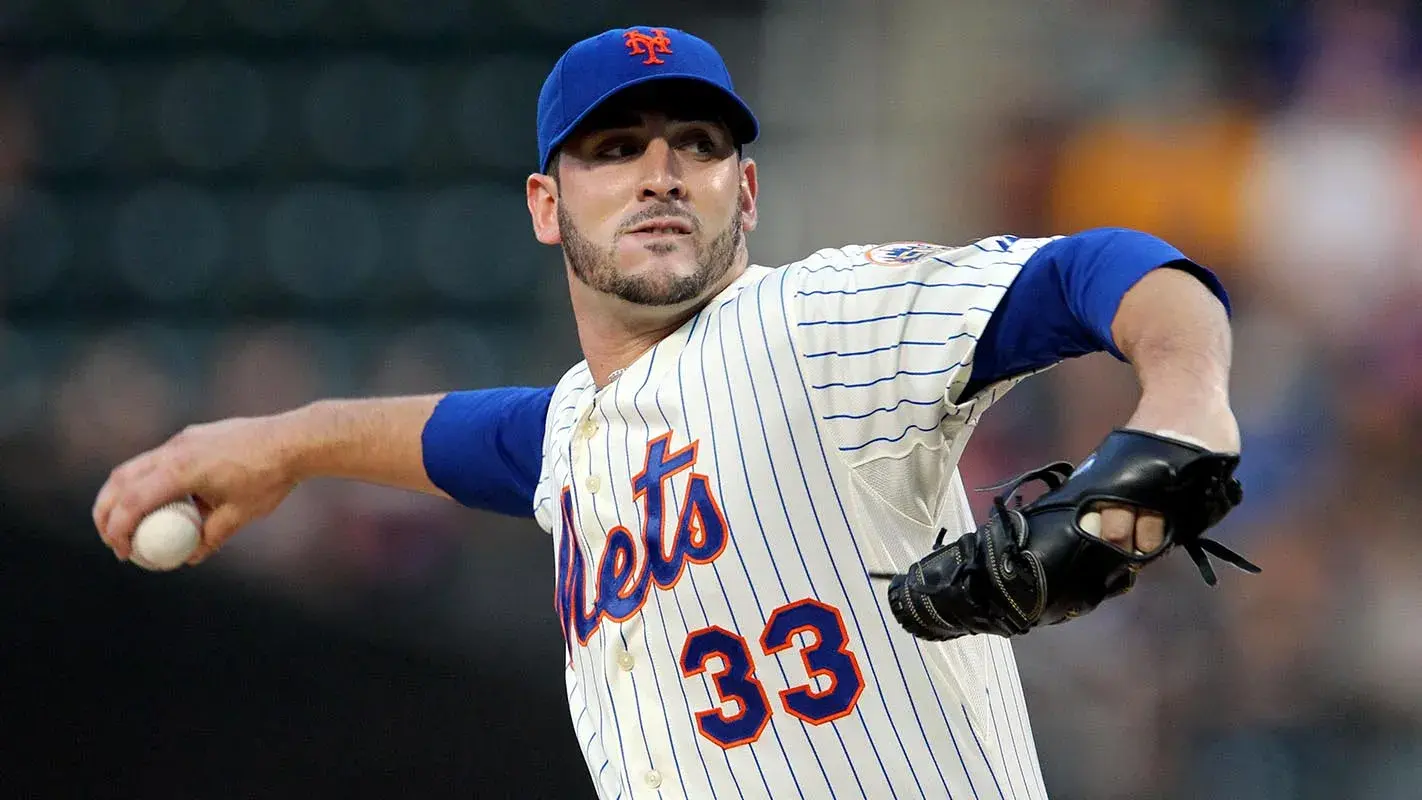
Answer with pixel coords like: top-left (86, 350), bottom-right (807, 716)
top-left (93, 26), bottom-right (1254, 800)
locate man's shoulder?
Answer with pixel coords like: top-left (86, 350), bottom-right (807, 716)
top-left (557, 361), bottom-right (593, 388)
top-left (763, 240), bottom-right (989, 276)
top-left (548, 363), bottom-right (594, 411)
top-left (761, 243), bottom-right (876, 273)
top-left (766, 236), bottom-right (1064, 294)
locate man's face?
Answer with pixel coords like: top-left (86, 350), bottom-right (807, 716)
top-left (527, 90), bottom-right (758, 307)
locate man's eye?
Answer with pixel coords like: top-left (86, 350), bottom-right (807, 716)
top-left (596, 141), bottom-right (639, 159)
top-left (681, 134), bottom-right (717, 155)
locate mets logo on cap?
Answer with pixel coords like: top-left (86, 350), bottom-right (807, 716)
top-left (624, 28), bottom-right (673, 65)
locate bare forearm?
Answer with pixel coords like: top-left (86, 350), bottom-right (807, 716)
top-left (1111, 267), bottom-right (1238, 449)
top-left (280, 395), bottom-right (450, 497)
top-left (1114, 268), bottom-right (1231, 396)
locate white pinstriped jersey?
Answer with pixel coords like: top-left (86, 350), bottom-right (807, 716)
top-left (533, 236), bottom-right (1059, 800)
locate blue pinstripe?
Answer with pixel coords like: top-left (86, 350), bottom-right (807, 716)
top-left (822, 397), bottom-right (941, 421)
top-left (912, 650), bottom-right (977, 800)
top-left (801, 263), bottom-right (856, 274)
top-left (563, 465), bottom-right (614, 800)
top-left (780, 267), bottom-right (992, 799)
top-left (798, 309), bottom-right (980, 327)
top-left (648, 319), bottom-right (756, 800)
top-left (597, 395), bottom-right (688, 799)
top-left (597, 760), bottom-right (614, 796)
top-left (548, 386), bottom-right (585, 434)
top-left (811, 361), bottom-right (969, 391)
top-left (839, 411), bottom-right (953, 452)
top-left (676, 314), bottom-right (778, 800)
top-left (964, 704), bottom-right (1005, 800)
top-left (803, 334), bottom-right (975, 359)
top-left (792, 254), bottom-right (1031, 795)
top-left (664, 318), bottom-right (758, 793)
top-left (561, 416), bottom-right (615, 796)
top-left (576, 699), bottom-right (600, 775)
top-left (622, 344), bottom-right (726, 800)
top-left (708, 297), bottom-right (821, 800)
top-left (795, 279), bottom-right (1008, 297)
top-left (535, 390), bottom-right (588, 515)
top-left (798, 267), bottom-right (1016, 798)
top-left (689, 303), bottom-right (807, 800)
top-left (927, 256), bottom-right (1031, 271)
top-left (730, 288), bottom-right (895, 800)
top-left (989, 638), bottom-right (1041, 798)
top-left (1005, 644), bottom-right (1047, 799)
top-left (585, 399), bottom-right (662, 797)
top-left (568, 419), bottom-right (626, 800)
top-left (982, 643), bottom-right (1016, 798)
top-left (968, 237), bottom-right (1019, 254)
top-left (731, 296), bottom-right (876, 799)
top-left (986, 641), bottom-right (1026, 799)
top-left (761, 273), bottom-right (963, 798)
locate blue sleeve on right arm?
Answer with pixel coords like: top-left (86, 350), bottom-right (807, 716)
top-left (421, 386), bottom-right (555, 518)
top-left (961, 227), bottom-right (1231, 400)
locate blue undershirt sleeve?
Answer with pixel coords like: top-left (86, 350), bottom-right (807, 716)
top-left (962, 227), bottom-right (1230, 400)
top-left (420, 386), bottom-right (555, 518)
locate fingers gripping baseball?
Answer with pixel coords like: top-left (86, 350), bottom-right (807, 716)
top-left (187, 502), bottom-right (247, 566)
top-left (95, 447), bottom-right (192, 560)
top-left (93, 419), bottom-right (298, 564)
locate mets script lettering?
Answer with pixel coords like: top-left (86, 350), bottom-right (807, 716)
top-left (623, 28), bottom-right (673, 65)
top-left (556, 433), bottom-right (728, 647)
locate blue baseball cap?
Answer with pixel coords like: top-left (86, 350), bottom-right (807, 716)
top-left (536, 26), bottom-right (760, 173)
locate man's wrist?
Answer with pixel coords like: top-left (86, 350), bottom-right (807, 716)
top-left (272, 400), bottom-right (333, 486)
top-left (1126, 385), bottom-right (1239, 453)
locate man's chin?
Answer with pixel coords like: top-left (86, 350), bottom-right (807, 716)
top-left (598, 265), bottom-right (715, 308)
top-left (617, 241), bottom-right (696, 270)
top-left (615, 256), bottom-right (703, 287)
top-left (613, 279), bottom-right (706, 308)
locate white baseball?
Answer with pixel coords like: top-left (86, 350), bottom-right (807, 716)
top-left (130, 498), bottom-right (203, 571)
top-left (1078, 510), bottom-right (1103, 537)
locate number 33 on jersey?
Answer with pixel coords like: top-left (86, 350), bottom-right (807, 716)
top-left (555, 435), bottom-right (865, 748)
top-left (534, 239), bottom-right (1051, 800)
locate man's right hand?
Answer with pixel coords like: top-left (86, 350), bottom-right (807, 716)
top-left (93, 414), bottom-right (304, 566)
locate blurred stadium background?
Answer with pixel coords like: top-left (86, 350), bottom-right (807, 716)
top-left (3, 0), bottom-right (1420, 797)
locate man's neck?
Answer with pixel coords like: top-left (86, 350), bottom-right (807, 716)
top-left (569, 259), bottom-right (748, 389)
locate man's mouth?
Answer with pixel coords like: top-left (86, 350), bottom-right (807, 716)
top-left (626, 217), bottom-right (694, 237)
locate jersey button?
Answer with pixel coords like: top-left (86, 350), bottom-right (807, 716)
top-left (586, 474), bottom-right (602, 493)
top-left (616, 651), bottom-right (635, 671)
top-left (642, 770), bottom-right (662, 789)
top-left (580, 418), bottom-right (599, 439)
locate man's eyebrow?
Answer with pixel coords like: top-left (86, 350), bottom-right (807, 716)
top-left (667, 115), bottom-right (728, 127)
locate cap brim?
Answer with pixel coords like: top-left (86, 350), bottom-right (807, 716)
top-left (542, 74), bottom-right (759, 173)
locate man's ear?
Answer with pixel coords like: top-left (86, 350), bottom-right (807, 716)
top-left (527, 172), bottom-right (561, 245)
top-left (739, 157), bottom-right (758, 233)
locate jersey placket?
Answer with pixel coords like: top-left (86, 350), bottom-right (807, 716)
top-left (573, 389), bottom-right (674, 797)
top-left (557, 388), bottom-right (613, 797)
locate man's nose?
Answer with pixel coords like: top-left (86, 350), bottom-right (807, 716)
top-left (638, 139), bottom-right (685, 200)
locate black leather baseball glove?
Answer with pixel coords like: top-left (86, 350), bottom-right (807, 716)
top-left (877, 428), bottom-right (1260, 642)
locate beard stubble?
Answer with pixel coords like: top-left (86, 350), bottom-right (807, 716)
top-left (559, 202), bottom-right (742, 307)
